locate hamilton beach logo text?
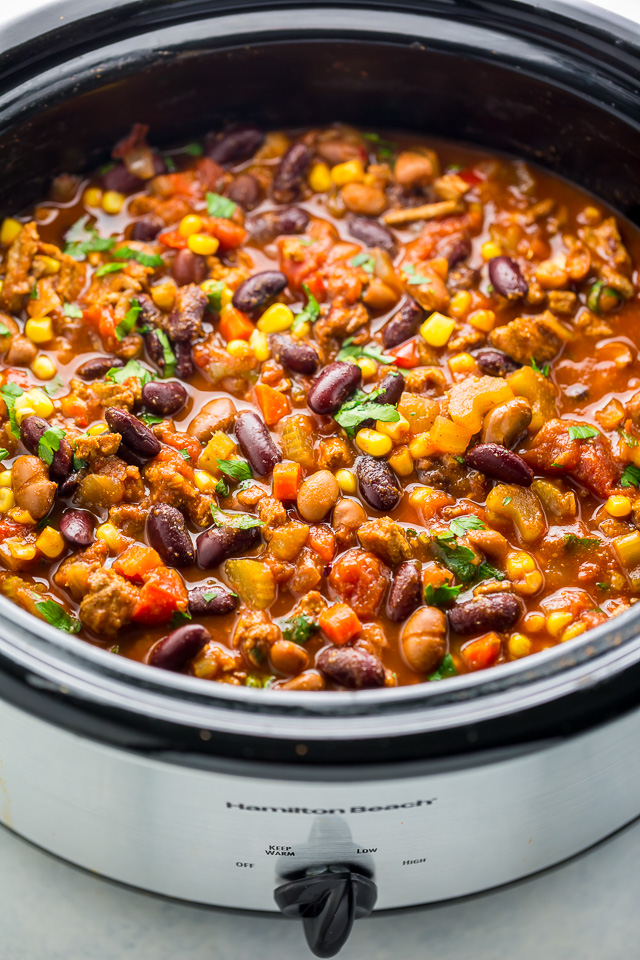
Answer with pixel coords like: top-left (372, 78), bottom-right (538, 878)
top-left (226, 799), bottom-right (437, 814)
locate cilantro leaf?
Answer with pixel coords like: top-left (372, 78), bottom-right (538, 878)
top-left (114, 246), bottom-right (164, 268)
top-left (210, 506), bottom-right (263, 529)
top-left (29, 285), bottom-right (39, 300)
top-left (568, 424), bottom-right (599, 440)
top-left (334, 388), bottom-right (400, 435)
top-left (139, 413), bottom-right (164, 426)
top-left (215, 477), bottom-right (230, 497)
top-left (170, 609), bottom-right (192, 628)
top-left (0, 448), bottom-right (8, 460)
top-left (350, 252), bottom-right (375, 274)
top-left (403, 263), bottom-right (431, 285)
top-left (428, 653), bottom-right (457, 681)
top-left (564, 533), bottom-right (601, 551)
top-left (278, 613), bottom-right (319, 645)
top-left (620, 429), bottom-right (638, 448)
top-left (155, 329), bottom-right (177, 377)
top-left (178, 448), bottom-right (191, 460)
top-left (245, 674), bottom-right (274, 688)
top-left (433, 536), bottom-right (478, 582)
top-left (531, 358), bottom-right (550, 377)
top-left (0, 323), bottom-right (10, 337)
top-left (64, 216), bottom-right (116, 260)
top-left (425, 583), bottom-right (463, 606)
top-left (587, 279), bottom-right (622, 314)
top-left (37, 426), bottom-right (65, 466)
top-left (95, 262), bottom-right (124, 277)
top-left (621, 463), bottom-right (640, 488)
top-left (163, 156), bottom-right (177, 173)
top-left (115, 297), bottom-right (141, 341)
top-left (106, 359), bottom-right (156, 387)
top-left (292, 283), bottom-right (321, 334)
top-left (503, 496), bottom-right (512, 506)
top-left (216, 458), bottom-right (252, 482)
top-left (206, 192), bottom-right (237, 219)
top-left (336, 336), bottom-right (394, 365)
top-left (35, 599), bottom-right (81, 634)
top-left (183, 142), bottom-right (203, 156)
top-left (477, 560), bottom-right (506, 581)
top-left (63, 303), bottom-right (83, 319)
top-left (449, 515), bottom-right (486, 538)
top-left (203, 280), bottom-right (226, 313)
top-left (1, 382), bottom-right (24, 439)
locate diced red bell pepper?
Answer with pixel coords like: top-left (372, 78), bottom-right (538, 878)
top-left (207, 217), bottom-right (247, 251)
top-left (131, 567), bottom-right (189, 625)
top-left (459, 166), bottom-right (485, 186)
top-left (158, 229), bottom-right (188, 249)
top-left (461, 633), bottom-right (501, 671)
top-left (387, 338), bottom-right (420, 369)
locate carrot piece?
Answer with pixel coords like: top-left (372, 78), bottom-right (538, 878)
top-left (255, 383), bottom-right (291, 426)
top-left (131, 567), bottom-right (189, 625)
top-left (319, 602), bottom-right (361, 645)
top-left (219, 304), bottom-right (255, 342)
top-left (113, 544), bottom-right (163, 584)
top-left (387, 339), bottom-right (420, 368)
top-left (461, 632), bottom-right (501, 671)
top-left (308, 524), bottom-right (336, 563)
top-left (158, 229), bottom-right (188, 249)
top-left (207, 217), bottom-right (247, 251)
top-left (272, 461), bottom-right (301, 500)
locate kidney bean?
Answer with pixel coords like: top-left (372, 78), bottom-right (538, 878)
top-left (228, 173), bottom-right (261, 210)
top-left (474, 349), bottom-right (520, 378)
top-left (307, 361), bottom-right (362, 415)
top-left (187, 398), bottom-right (237, 442)
top-left (347, 216), bottom-right (397, 256)
top-left (20, 415), bottom-right (73, 480)
top-left (382, 299), bottom-right (423, 349)
top-left (448, 593), bottom-right (522, 635)
top-left (172, 249), bottom-right (207, 286)
top-left (167, 283), bottom-right (206, 342)
top-left (232, 271), bottom-right (288, 314)
top-left (59, 508), bottom-right (95, 547)
top-left (105, 407), bottom-right (161, 459)
top-left (235, 410), bottom-right (282, 476)
top-left (401, 607), bottom-right (447, 674)
top-left (465, 443), bottom-right (534, 486)
top-left (437, 234), bottom-right (472, 267)
top-left (387, 560), bottom-right (422, 622)
top-left (188, 584), bottom-right (238, 616)
top-left (374, 371), bottom-right (405, 407)
top-left (175, 341), bottom-right (194, 380)
top-left (76, 355), bottom-right (123, 381)
top-left (273, 143), bottom-right (312, 203)
top-left (130, 214), bottom-right (163, 241)
top-left (196, 524), bottom-right (261, 568)
top-left (207, 124), bottom-right (264, 164)
top-left (57, 473), bottom-right (79, 498)
top-left (488, 256), bottom-right (529, 299)
top-left (297, 470), bottom-right (340, 522)
top-left (356, 456), bottom-right (401, 512)
top-left (149, 624), bottom-right (211, 672)
top-left (247, 207), bottom-right (310, 244)
top-left (141, 380), bottom-right (188, 417)
top-left (270, 335), bottom-right (320, 375)
top-left (144, 329), bottom-right (165, 370)
top-left (102, 162), bottom-right (144, 193)
top-left (316, 646), bottom-right (385, 690)
top-left (147, 504), bottom-right (195, 567)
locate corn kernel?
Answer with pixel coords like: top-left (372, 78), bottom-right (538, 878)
top-left (179, 214), bottom-right (204, 237)
top-left (355, 428), bottom-right (393, 457)
top-left (257, 303), bottom-right (295, 333)
top-left (14, 389), bottom-right (53, 423)
top-left (524, 612), bottom-right (545, 633)
top-left (83, 186), bottom-right (103, 208)
top-left (102, 190), bottom-right (125, 215)
top-left (376, 413), bottom-right (410, 443)
top-left (31, 355), bottom-right (57, 380)
top-left (194, 469), bottom-right (217, 494)
top-left (9, 508), bottom-right (35, 525)
top-left (547, 611), bottom-right (573, 637)
top-left (308, 162), bottom-right (333, 193)
top-left (249, 329), bottom-right (271, 362)
top-left (409, 432), bottom-right (436, 459)
top-left (449, 290), bottom-right (472, 318)
top-left (561, 621), bottom-right (588, 643)
top-left (0, 470), bottom-right (12, 487)
top-left (605, 495), bottom-right (632, 518)
top-left (151, 281), bottom-right (177, 311)
top-left (420, 312), bottom-right (456, 348)
top-left (356, 356), bottom-right (377, 380)
top-left (0, 218), bottom-right (22, 246)
top-left (481, 240), bottom-right (502, 261)
top-left (514, 570), bottom-right (544, 596)
top-left (335, 469), bottom-right (357, 494)
top-left (468, 309), bottom-right (496, 333)
top-left (37, 256), bottom-right (60, 276)
top-left (509, 633), bottom-right (531, 659)
top-left (448, 352), bottom-right (476, 374)
top-left (506, 550), bottom-right (536, 578)
top-left (292, 321), bottom-right (311, 339)
top-left (387, 445), bottom-right (414, 477)
top-left (220, 286), bottom-right (234, 308)
top-left (87, 421), bottom-right (108, 436)
top-left (198, 432), bottom-right (237, 472)
top-left (96, 522), bottom-right (123, 552)
top-left (331, 160), bottom-right (366, 186)
top-left (226, 339), bottom-right (253, 359)
top-left (0, 489), bottom-right (14, 513)
top-left (7, 539), bottom-right (36, 560)
top-left (614, 531), bottom-right (640, 568)
top-left (36, 527), bottom-right (65, 559)
top-left (25, 316), bottom-right (54, 344)
top-left (187, 233), bottom-right (219, 256)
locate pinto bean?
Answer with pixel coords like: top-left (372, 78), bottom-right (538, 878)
top-left (11, 455), bottom-right (56, 520)
top-left (270, 335), bottom-right (320, 375)
top-left (448, 594), bottom-right (522, 635)
top-left (333, 498), bottom-right (367, 534)
top-left (401, 606), bottom-right (447, 674)
top-left (20, 416), bottom-right (72, 480)
top-left (342, 183), bottom-right (386, 216)
top-left (481, 398), bottom-right (533, 447)
top-left (270, 639), bottom-right (310, 675)
top-left (130, 214), bottom-right (163, 241)
top-left (6, 336), bottom-right (37, 367)
top-left (228, 173), bottom-right (261, 210)
top-left (235, 411), bottom-right (282, 476)
top-left (382, 299), bottom-right (423, 349)
top-left (474, 349), bottom-right (521, 378)
top-left (172, 249), bottom-right (207, 286)
top-left (387, 560), bottom-right (422, 622)
top-left (279, 670), bottom-right (326, 691)
top-left (207, 124), bottom-right (264, 164)
top-left (232, 271), bottom-right (288, 314)
top-left (316, 645), bottom-right (385, 689)
top-left (147, 504), bottom-right (195, 567)
top-left (273, 143), bottom-right (312, 203)
top-left (188, 398), bottom-right (237, 442)
top-left (307, 361), bottom-right (362, 415)
top-left (141, 380), bottom-right (188, 416)
top-left (394, 151), bottom-right (435, 189)
top-left (247, 207), bottom-right (310, 245)
top-left (60, 508), bottom-right (95, 547)
top-left (196, 524), bottom-right (261, 568)
top-left (167, 283), bottom-right (207, 342)
top-left (297, 470), bottom-right (340, 522)
top-left (105, 408), bottom-right (161, 459)
top-left (76, 355), bottom-right (124, 380)
top-left (356, 456), bottom-right (401, 512)
top-left (149, 624), bottom-right (211, 671)
top-left (347, 216), bottom-right (397, 255)
top-left (488, 256), bottom-right (529, 300)
top-left (188, 584), bottom-right (238, 616)
top-left (465, 443), bottom-right (534, 486)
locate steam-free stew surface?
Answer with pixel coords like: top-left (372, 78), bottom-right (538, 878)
top-left (0, 123), bottom-right (638, 691)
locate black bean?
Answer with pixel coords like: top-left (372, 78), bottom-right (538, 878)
top-left (105, 407), bottom-right (161, 459)
top-left (196, 524), bottom-right (261, 568)
top-left (488, 256), bottom-right (529, 300)
top-left (20, 415), bottom-right (73, 480)
top-left (316, 646), bottom-right (385, 689)
top-left (387, 560), bottom-right (422, 622)
top-left (102, 162), bottom-right (144, 193)
top-left (382, 299), bottom-right (423, 349)
top-left (247, 207), bottom-right (310, 245)
top-left (234, 411), bottom-right (282, 476)
top-left (172, 249), bottom-right (207, 286)
top-left (59, 508), bottom-right (95, 547)
top-left (147, 504), bottom-right (195, 568)
top-left (307, 361), bottom-right (362, 415)
top-left (149, 624), bottom-right (211, 672)
top-left (207, 124), bottom-right (264, 165)
top-left (374, 371), bottom-right (405, 407)
top-left (273, 143), bottom-right (312, 203)
top-left (347, 216), bottom-right (397, 255)
top-left (356, 456), bottom-right (401, 511)
top-left (474, 349), bottom-right (521, 378)
top-left (227, 173), bottom-right (261, 210)
top-left (57, 473), bottom-right (79, 498)
top-left (448, 594), bottom-right (522, 635)
top-left (465, 443), bottom-right (534, 486)
top-left (77, 356), bottom-right (123, 381)
top-left (270, 335), bottom-right (320, 375)
top-left (141, 380), bottom-right (188, 417)
top-left (232, 271), bottom-right (288, 314)
top-left (130, 214), bottom-right (163, 241)
top-left (188, 584), bottom-right (238, 616)
top-left (174, 342), bottom-right (194, 380)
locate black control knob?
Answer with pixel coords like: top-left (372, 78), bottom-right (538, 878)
top-left (274, 866), bottom-right (377, 958)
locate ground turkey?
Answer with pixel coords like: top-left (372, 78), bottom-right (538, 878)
top-left (358, 518), bottom-right (412, 566)
top-left (328, 548), bottom-right (389, 617)
top-left (79, 569), bottom-right (139, 635)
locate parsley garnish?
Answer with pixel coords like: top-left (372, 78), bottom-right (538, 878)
top-left (210, 506), bottom-right (263, 529)
top-left (178, 448), bottom-right (191, 460)
top-left (449, 515), bottom-right (486, 538)
top-left (477, 560), bottom-right (506, 581)
top-left (503, 496), bottom-right (512, 505)
top-left (64, 215), bottom-right (115, 260)
top-left (29, 285), bottom-right (39, 300)
top-left (155, 329), bottom-right (176, 377)
top-left (206, 192), bottom-right (237, 219)
top-left (216, 458), bottom-right (252, 482)
top-left (202, 590), bottom-right (218, 602)
top-left (139, 413), bottom-right (164, 426)
top-left (292, 283), bottom-right (321, 334)
top-left (564, 533), bottom-right (601, 551)
top-left (37, 426), bottom-right (65, 466)
top-left (425, 583), bottom-right (463, 606)
top-left (42, 375), bottom-right (64, 397)
top-left (114, 246), bottom-right (164, 268)
top-left (35, 599), bottom-right (81, 634)
top-left (620, 429), bottom-right (639, 448)
top-left (621, 463), bottom-right (640, 488)
top-left (203, 280), bottom-right (226, 313)
top-left (1, 382), bottom-right (24, 438)
top-left (531, 358), bottom-right (550, 377)
top-left (428, 654), bottom-right (457, 681)
top-left (403, 263), bottom-right (431, 285)
top-left (106, 359), bottom-right (156, 387)
top-left (334, 387), bottom-right (400, 436)
top-left (63, 303), bottom-right (83, 319)
top-left (433, 534), bottom-right (505, 584)
top-left (350, 252), bottom-right (375, 274)
top-left (587, 279), bottom-right (621, 314)
top-left (336, 336), bottom-right (394, 365)
top-left (568, 424), bottom-right (599, 441)
top-left (183, 142), bottom-right (203, 156)
top-left (170, 609), bottom-right (192, 628)
top-left (596, 582), bottom-right (610, 590)
top-left (215, 477), bottom-right (230, 497)
top-left (0, 448), bottom-right (8, 460)
top-left (95, 262), bottom-right (124, 277)
top-left (115, 298), bottom-right (141, 341)
top-left (279, 613), bottom-right (319, 645)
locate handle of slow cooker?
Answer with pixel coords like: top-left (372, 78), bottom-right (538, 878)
top-left (274, 866), bottom-right (377, 957)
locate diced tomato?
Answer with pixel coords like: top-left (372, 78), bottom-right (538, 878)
top-left (2, 368), bottom-right (30, 388)
top-left (113, 544), bottom-right (163, 584)
top-left (155, 427), bottom-right (201, 463)
top-left (132, 567), bottom-right (189, 625)
top-left (156, 172), bottom-right (196, 197)
top-left (461, 633), bottom-right (501, 671)
top-left (0, 520), bottom-right (31, 539)
top-left (278, 237), bottom-right (328, 296)
top-left (255, 383), bottom-right (290, 426)
top-left (308, 525), bottom-right (336, 564)
top-left (387, 338), bottom-right (420, 368)
top-left (219, 304), bottom-right (255, 342)
top-left (272, 461), bottom-right (301, 501)
top-left (459, 166), bottom-right (485, 185)
top-left (154, 445), bottom-right (196, 480)
top-left (207, 217), bottom-right (247, 251)
top-left (319, 602), bottom-right (362, 645)
top-left (59, 395), bottom-right (89, 428)
top-left (158, 229), bottom-right (188, 249)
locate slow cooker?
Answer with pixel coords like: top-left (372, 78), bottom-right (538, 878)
top-left (2, 0), bottom-right (640, 955)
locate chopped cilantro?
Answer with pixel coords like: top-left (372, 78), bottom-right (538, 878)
top-left (202, 591), bottom-right (218, 603)
top-left (568, 424), bottom-right (599, 441)
top-left (428, 654), bottom-right (458, 681)
top-left (596, 582), bottom-right (610, 590)
top-left (29, 285), bottom-right (39, 300)
top-left (503, 496), bottom-right (512, 506)
top-left (183, 142), bottom-right (204, 156)
top-left (170, 609), bottom-right (192, 628)
top-left (155, 329), bottom-right (177, 377)
top-left (587, 279), bottom-right (622, 314)
top-left (163, 156), bottom-right (177, 173)
top-left (114, 246), bottom-right (164, 268)
top-left (449, 515), bottom-right (486, 538)
top-left (95, 262), bottom-right (124, 277)
top-left (336, 336), bottom-right (394, 365)
top-left (210, 506), bottom-right (263, 529)
top-left (531, 357), bottom-right (550, 377)
top-left (216, 458), bottom-right (252, 482)
top-left (621, 463), bottom-right (640, 488)
top-left (0, 448), bottom-right (8, 460)
top-left (620, 429), bottom-right (639, 448)
top-left (72, 454), bottom-right (88, 472)
top-left (477, 560), bottom-right (505, 581)
top-left (64, 216), bottom-right (116, 260)
top-left (334, 387), bottom-right (400, 436)
top-left (115, 297), bottom-right (141, 341)
top-left (0, 323), bottom-right (9, 337)
top-left (139, 413), bottom-right (164, 426)
top-left (279, 613), bottom-right (319, 645)
top-left (424, 582), bottom-right (463, 606)
top-left (106, 358), bottom-right (156, 387)
top-left (43, 375), bottom-right (64, 397)
top-left (350, 252), bottom-right (375, 274)
top-left (206, 192), bottom-right (237, 219)
top-left (433, 535), bottom-right (478, 582)
top-left (292, 283), bottom-right (321, 334)
top-left (178, 448), bottom-right (191, 460)
top-left (1, 382), bottom-right (24, 439)
top-left (403, 263), bottom-right (431, 285)
top-left (35, 599), bottom-right (81, 634)
top-left (37, 426), bottom-right (65, 466)
top-left (215, 477), bottom-right (230, 497)
top-left (454, 455), bottom-right (466, 465)
top-left (203, 280), bottom-right (226, 313)
top-left (62, 303), bottom-right (83, 319)
top-left (245, 674), bottom-right (274, 688)
top-left (564, 533), bottom-right (601, 551)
